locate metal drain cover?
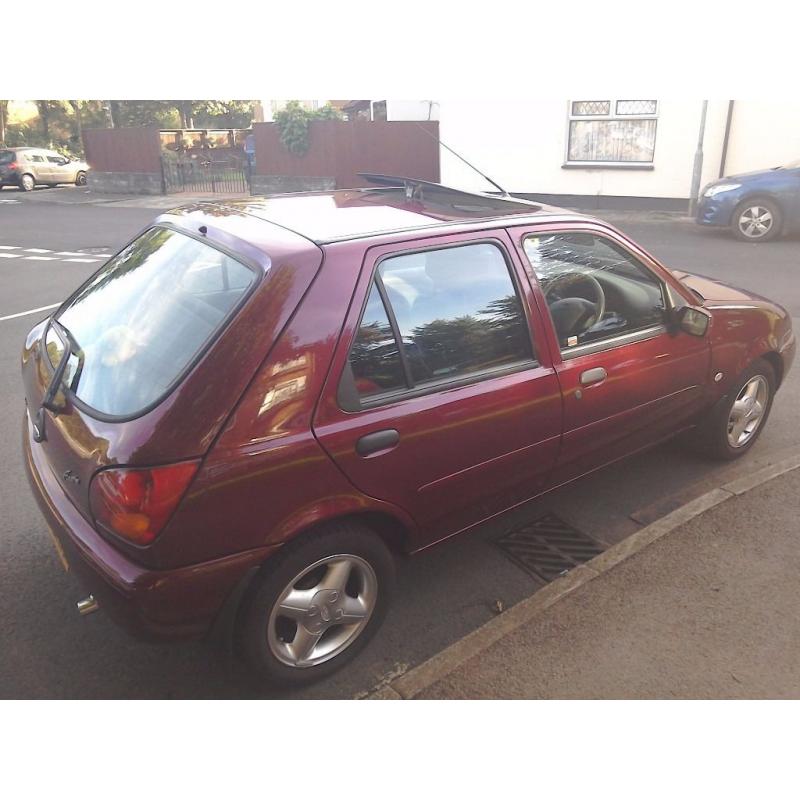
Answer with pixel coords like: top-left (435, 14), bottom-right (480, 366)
top-left (495, 513), bottom-right (604, 582)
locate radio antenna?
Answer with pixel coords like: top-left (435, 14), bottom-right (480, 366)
top-left (414, 121), bottom-right (509, 197)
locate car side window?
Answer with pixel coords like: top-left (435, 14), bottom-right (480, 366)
top-left (522, 232), bottom-right (666, 353)
top-left (346, 242), bottom-right (534, 405)
top-left (47, 155), bottom-right (64, 164)
top-left (30, 154), bottom-right (44, 163)
top-left (349, 282), bottom-right (408, 399)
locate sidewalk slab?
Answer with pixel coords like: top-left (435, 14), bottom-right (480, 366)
top-left (411, 468), bottom-right (800, 698)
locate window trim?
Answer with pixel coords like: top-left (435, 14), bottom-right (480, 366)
top-left (339, 238), bottom-right (540, 412)
top-left (521, 229), bottom-right (673, 360)
top-left (564, 99), bottom-right (659, 167)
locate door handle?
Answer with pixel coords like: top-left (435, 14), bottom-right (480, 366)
top-left (580, 367), bottom-right (607, 386)
top-left (356, 429), bottom-right (400, 456)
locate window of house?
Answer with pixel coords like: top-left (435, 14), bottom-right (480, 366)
top-left (523, 232), bottom-right (666, 353)
top-left (567, 100), bottom-right (658, 165)
top-left (347, 242), bottom-right (533, 404)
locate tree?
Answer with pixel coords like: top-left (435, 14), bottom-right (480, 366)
top-left (0, 100), bottom-right (7, 144)
top-left (69, 100), bottom-right (83, 144)
top-left (36, 100), bottom-right (64, 140)
top-left (273, 101), bottom-right (343, 156)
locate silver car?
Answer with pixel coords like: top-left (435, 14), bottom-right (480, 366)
top-left (0, 147), bottom-right (89, 191)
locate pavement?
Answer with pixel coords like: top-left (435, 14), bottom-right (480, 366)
top-left (1, 185), bottom-right (799, 698)
top-left (372, 457), bottom-right (800, 699)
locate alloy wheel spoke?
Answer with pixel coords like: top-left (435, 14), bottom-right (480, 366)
top-left (730, 398), bottom-right (749, 420)
top-left (338, 595), bottom-right (369, 625)
top-left (289, 625), bottom-right (324, 664)
top-left (319, 559), bottom-right (352, 594)
top-left (278, 588), bottom-right (316, 620)
top-left (747, 400), bottom-right (764, 422)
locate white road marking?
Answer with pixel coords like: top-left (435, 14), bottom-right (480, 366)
top-left (24, 256), bottom-right (58, 261)
top-left (0, 253), bottom-right (22, 258)
top-left (63, 258), bottom-right (100, 263)
top-left (0, 303), bottom-right (60, 322)
top-left (56, 251), bottom-right (105, 257)
top-left (24, 248), bottom-right (52, 253)
top-left (0, 245), bottom-right (21, 250)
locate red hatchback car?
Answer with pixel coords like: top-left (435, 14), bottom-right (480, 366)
top-left (22, 178), bottom-right (795, 685)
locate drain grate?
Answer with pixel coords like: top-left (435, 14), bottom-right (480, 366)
top-left (495, 513), bottom-right (604, 582)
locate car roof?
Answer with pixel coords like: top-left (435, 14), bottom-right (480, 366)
top-left (193, 183), bottom-right (575, 245)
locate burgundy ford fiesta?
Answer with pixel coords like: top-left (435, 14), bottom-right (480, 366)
top-left (22, 179), bottom-right (795, 685)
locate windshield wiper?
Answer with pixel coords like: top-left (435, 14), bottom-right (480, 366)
top-left (32, 319), bottom-right (84, 443)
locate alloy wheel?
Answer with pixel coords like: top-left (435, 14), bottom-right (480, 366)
top-left (727, 375), bottom-right (768, 448)
top-left (267, 554), bottom-right (378, 668)
top-left (20, 174), bottom-right (35, 191)
top-left (737, 205), bottom-right (774, 239)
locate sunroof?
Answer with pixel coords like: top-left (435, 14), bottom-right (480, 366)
top-left (221, 186), bottom-right (540, 243)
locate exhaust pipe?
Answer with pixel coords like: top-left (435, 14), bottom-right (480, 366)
top-left (76, 595), bottom-right (99, 616)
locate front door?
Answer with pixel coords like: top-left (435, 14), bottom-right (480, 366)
top-left (313, 230), bottom-right (563, 550)
top-left (512, 224), bottom-right (712, 485)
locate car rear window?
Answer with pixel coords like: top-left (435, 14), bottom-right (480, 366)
top-left (0, 151), bottom-right (15, 164)
top-left (46, 226), bottom-right (257, 418)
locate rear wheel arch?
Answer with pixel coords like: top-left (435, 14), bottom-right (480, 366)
top-left (277, 509), bottom-right (412, 556)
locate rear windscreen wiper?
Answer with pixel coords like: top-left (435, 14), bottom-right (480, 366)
top-left (32, 319), bottom-right (83, 443)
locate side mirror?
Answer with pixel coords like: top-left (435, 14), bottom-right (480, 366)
top-left (676, 305), bottom-right (711, 337)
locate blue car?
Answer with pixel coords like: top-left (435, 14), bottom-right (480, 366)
top-left (696, 158), bottom-right (800, 242)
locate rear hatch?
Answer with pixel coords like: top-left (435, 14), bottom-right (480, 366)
top-left (22, 218), bottom-right (323, 553)
top-left (0, 149), bottom-right (18, 180)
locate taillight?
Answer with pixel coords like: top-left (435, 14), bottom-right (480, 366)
top-left (89, 461), bottom-right (199, 545)
top-left (9, 162), bottom-right (18, 170)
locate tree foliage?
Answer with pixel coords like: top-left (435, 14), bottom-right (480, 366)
top-left (273, 101), bottom-right (343, 156)
top-left (0, 100), bottom-right (257, 155)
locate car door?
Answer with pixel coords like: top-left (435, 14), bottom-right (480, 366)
top-left (511, 223), bottom-right (712, 486)
top-left (45, 152), bottom-right (69, 183)
top-left (313, 229), bottom-right (563, 550)
top-left (27, 151), bottom-right (48, 183)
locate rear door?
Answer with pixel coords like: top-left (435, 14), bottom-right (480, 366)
top-left (511, 223), bottom-right (711, 484)
top-left (27, 151), bottom-right (48, 182)
top-left (313, 230), bottom-right (563, 549)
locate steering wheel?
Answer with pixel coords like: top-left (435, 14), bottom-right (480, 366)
top-left (543, 271), bottom-right (606, 339)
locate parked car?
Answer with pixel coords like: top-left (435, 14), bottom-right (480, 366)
top-left (22, 178), bottom-right (795, 686)
top-left (696, 158), bottom-right (800, 242)
top-left (0, 147), bottom-right (89, 191)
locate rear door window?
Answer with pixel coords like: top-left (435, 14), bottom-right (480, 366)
top-left (345, 241), bottom-right (534, 406)
top-left (46, 227), bottom-right (257, 417)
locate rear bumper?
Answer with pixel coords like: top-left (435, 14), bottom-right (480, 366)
top-left (23, 412), bottom-right (276, 641)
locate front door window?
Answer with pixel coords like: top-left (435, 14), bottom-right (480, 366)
top-left (522, 232), bottom-right (666, 354)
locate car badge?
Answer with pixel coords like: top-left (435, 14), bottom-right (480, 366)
top-left (62, 470), bottom-right (81, 485)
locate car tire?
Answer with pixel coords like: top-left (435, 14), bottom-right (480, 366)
top-left (731, 198), bottom-right (782, 242)
top-left (75, 171), bottom-right (87, 186)
top-left (238, 519), bottom-right (396, 687)
top-left (19, 174), bottom-right (35, 192)
top-left (696, 358), bottom-right (776, 460)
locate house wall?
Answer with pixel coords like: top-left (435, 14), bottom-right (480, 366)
top-left (723, 101), bottom-right (800, 175)
top-left (385, 101), bottom-right (440, 121)
top-left (438, 100), bottom-right (798, 208)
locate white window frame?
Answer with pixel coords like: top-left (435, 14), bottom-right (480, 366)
top-left (565, 100), bottom-right (658, 167)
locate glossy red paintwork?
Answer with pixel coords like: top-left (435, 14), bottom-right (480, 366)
top-left (21, 188), bottom-right (795, 640)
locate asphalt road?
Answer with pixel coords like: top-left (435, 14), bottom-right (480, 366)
top-left (1, 187), bottom-right (798, 698)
